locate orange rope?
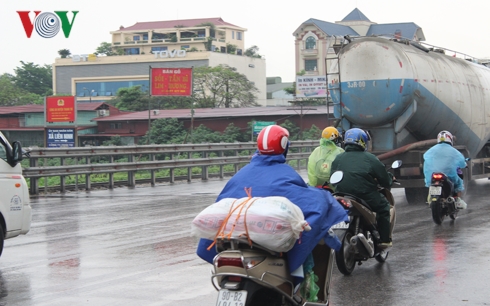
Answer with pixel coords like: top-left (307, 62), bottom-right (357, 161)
top-left (207, 187), bottom-right (257, 251)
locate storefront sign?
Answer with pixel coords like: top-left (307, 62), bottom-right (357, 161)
top-left (154, 50), bottom-right (186, 58)
top-left (45, 96), bottom-right (76, 122)
top-left (296, 76), bottom-right (327, 98)
top-left (150, 67), bottom-right (192, 96)
top-left (46, 128), bottom-right (75, 147)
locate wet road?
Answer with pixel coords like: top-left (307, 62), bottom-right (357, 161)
top-left (1, 172), bottom-right (489, 306)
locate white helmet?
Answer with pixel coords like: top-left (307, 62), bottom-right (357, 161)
top-left (437, 130), bottom-right (453, 146)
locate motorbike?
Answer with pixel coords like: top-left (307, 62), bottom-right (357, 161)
top-left (211, 237), bottom-right (334, 306)
top-left (328, 160), bottom-right (401, 276)
top-left (428, 158), bottom-right (470, 224)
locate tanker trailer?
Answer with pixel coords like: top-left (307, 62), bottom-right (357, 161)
top-left (328, 36), bottom-right (490, 204)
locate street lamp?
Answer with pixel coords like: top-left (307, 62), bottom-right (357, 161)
top-left (83, 88), bottom-right (94, 102)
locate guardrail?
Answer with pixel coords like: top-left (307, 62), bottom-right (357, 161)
top-left (24, 141), bottom-right (318, 195)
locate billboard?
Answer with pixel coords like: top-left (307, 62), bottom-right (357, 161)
top-left (45, 96), bottom-right (76, 123)
top-left (295, 76), bottom-right (327, 98)
top-left (46, 128), bottom-right (75, 147)
top-left (150, 67), bottom-right (192, 96)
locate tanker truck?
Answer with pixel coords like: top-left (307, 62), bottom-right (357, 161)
top-left (327, 36), bottom-right (490, 204)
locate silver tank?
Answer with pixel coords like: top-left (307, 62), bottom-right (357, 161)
top-left (330, 37), bottom-right (490, 156)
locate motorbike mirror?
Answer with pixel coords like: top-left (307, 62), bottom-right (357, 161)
top-left (465, 157), bottom-right (471, 162)
top-left (330, 171), bottom-right (343, 185)
top-left (391, 160), bottom-right (402, 169)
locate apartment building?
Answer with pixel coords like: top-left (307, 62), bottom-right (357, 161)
top-left (52, 17), bottom-right (266, 105)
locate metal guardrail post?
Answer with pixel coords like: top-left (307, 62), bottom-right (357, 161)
top-left (128, 154), bottom-right (135, 187)
top-left (150, 153), bottom-right (156, 186)
top-left (201, 151), bottom-right (208, 180)
top-left (169, 153), bottom-right (175, 183)
top-left (219, 151), bottom-right (224, 178)
top-left (187, 152), bottom-right (192, 182)
top-left (108, 155), bottom-right (114, 189)
top-left (85, 156), bottom-right (91, 190)
top-left (60, 157), bottom-right (66, 193)
top-left (29, 155), bottom-right (39, 195)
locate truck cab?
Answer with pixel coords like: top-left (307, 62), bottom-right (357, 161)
top-left (0, 132), bottom-right (32, 256)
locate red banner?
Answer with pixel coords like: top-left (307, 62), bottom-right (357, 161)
top-left (150, 68), bottom-right (192, 96)
top-left (46, 96), bottom-right (76, 122)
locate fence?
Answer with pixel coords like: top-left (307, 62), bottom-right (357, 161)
top-left (23, 140), bottom-right (318, 195)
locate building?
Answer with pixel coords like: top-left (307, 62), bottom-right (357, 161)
top-left (89, 106), bottom-right (335, 145)
top-left (0, 103), bottom-right (122, 147)
top-left (52, 17), bottom-right (266, 106)
top-left (293, 8), bottom-right (426, 77)
top-left (266, 77), bottom-right (295, 106)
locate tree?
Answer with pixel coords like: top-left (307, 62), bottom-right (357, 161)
top-left (193, 65), bottom-right (259, 108)
top-left (0, 73), bottom-right (43, 106)
top-left (107, 85), bottom-right (193, 111)
top-left (226, 44), bottom-right (237, 54)
top-left (141, 118), bottom-right (186, 144)
top-left (244, 45), bottom-right (262, 58)
top-left (58, 49), bottom-right (71, 58)
top-left (94, 42), bottom-right (121, 56)
top-left (12, 61), bottom-right (53, 96)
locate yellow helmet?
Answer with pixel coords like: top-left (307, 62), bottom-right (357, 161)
top-left (321, 127), bottom-right (341, 144)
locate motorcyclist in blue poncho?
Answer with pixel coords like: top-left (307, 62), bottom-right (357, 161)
top-left (196, 125), bottom-right (348, 286)
top-left (423, 130), bottom-right (468, 209)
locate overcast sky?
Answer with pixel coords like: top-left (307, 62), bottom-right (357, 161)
top-left (2, 0), bottom-right (489, 82)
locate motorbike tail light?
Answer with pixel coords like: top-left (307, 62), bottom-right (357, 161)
top-left (228, 276), bottom-right (242, 282)
top-left (217, 257), bottom-right (244, 268)
top-left (337, 198), bottom-right (352, 209)
top-left (432, 173), bottom-right (443, 180)
top-left (242, 256), bottom-right (267, 269)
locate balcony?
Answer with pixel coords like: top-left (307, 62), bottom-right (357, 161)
top-left (301, 48), bottom-right (318, 57)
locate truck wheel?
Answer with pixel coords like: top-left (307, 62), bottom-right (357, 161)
top-left (404, 187), bottom-right (428, 204)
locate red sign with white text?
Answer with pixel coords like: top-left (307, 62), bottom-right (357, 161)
top-left (150, 68), bottom-right (192, 96)
top-left (46, 96), bottom-right (76, 122)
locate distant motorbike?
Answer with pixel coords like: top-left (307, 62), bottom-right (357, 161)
top-left (428, 158), bottom-right (470, 224)
top-left (211, 238), bottom-right (334, 306)
top-left (329, 160), bottom-right (401, 275)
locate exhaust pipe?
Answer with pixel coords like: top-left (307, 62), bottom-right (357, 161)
top-left (350, 233), bottom-right (374, 257)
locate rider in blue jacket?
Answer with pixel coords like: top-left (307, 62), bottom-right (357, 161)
top-left (196, 125), bottom-right (348, 285)
top-left (423, 130), bottom-right (468, 209)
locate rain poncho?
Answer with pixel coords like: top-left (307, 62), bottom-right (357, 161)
top-left (196, 152), bottom-right (348, 281)
top-left (307, 138), bottom-right (344, 187)
top-left (423, 142), bottom-right (467, 192)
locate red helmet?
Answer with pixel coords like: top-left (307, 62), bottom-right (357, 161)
top-left (257, 125), bottom-right (289, 155)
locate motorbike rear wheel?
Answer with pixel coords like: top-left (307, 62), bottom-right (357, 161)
top-left (431, 198), bottom-right (445, 225)
top-left (335, 230), bottom-right (356, 275)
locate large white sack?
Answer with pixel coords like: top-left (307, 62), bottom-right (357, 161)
top-left (191, 196), bottom-right (311, 252)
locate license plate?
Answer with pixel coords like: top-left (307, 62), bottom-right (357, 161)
top-left (429, 186), bottom-right (442, 195)
top-left (331, 222), bottom-right (349, 229)
top-left (216, 289), bottom-right (247, 306)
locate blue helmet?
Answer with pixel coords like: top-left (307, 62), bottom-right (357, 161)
top-left (344, 128), bottom-right (369, 151)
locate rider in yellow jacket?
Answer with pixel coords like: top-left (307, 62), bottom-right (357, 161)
top-left (307, 126), bottom-right (344, 188)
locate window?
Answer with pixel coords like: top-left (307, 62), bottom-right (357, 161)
top-left (0, 142), bottom-right (6, 162)
top-left (142, 34), bottom-right (148, 40)
top-left (124, 48), bottom-right (140, 55)
top-left (305, 60), bottom-right (318, 71)
top-left (110, 123), bottom-right (122, 129)
top-left (232, 31), bottom-right (235, 39)
top-left (151, 46), bottom-right (168, 52)
top-left (305, 37), bottom-right (316, 49)
top-left (237, 49), bottom-right (242, 55)
top-left (133, 36), bottom-right (140, 41)
top-left (182, 45), bottom-right (190, 49)
top-left (237, 32), bottom-right (242, 40)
